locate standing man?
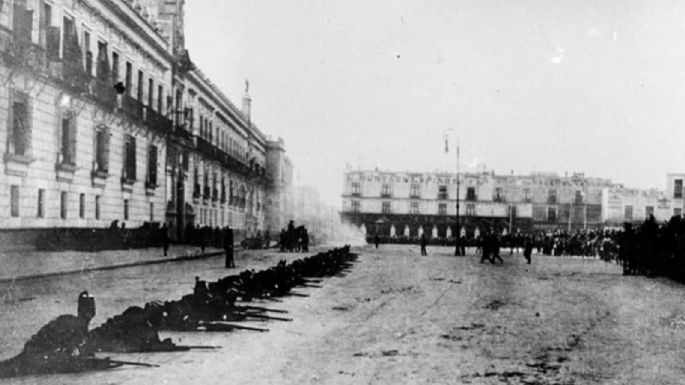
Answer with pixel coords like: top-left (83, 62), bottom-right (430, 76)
top-left (160, 223), bottom-right (170, 257)
top-left (420, 232), bottom-right (428, 256)
top-left (224, 227), bottom-right (235, 268)
top-left (374, 233), bottom-right (380, 249)
top-left (523, 235), bottom-right (533, 264)
top-left (459, 227), bottom-right (467, 256)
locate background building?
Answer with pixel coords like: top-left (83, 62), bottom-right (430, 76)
top-left (341, 168), bottom-right (678, 238)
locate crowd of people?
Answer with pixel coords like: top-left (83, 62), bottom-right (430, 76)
top-left (369, 215), bottom-right (685, 280)
top-left (278, 220), bottom-right (310, 253)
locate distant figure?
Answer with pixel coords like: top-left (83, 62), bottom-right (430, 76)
top-left (224, 228), bottom-right (235, 268)
top-left (374, 234), bottom-right (380, 249)
top-left (302, 228), bottom-right (310, 252)
top-left (491, 232), bottom-right (504, 264)
top-left (199, 225), bottom-right (207, 254)
top-left (420, 233), bottom-right (428, 256)
top-left (279, 229), bottom-right (286, 252)
top-left (160, 224), bottom-right (170, 257)
top-left (523, 236), bottom-right (533, 264)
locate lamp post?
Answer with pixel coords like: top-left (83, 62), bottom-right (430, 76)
top-left (454, 140), bottom-right (461, 256)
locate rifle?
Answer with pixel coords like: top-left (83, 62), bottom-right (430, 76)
top-left (238, 305), bottom-right (289, 314)
top-left (296, 283), bottom-right (323, 288)
top-left (180, 345), bottom-right (222, 350)
top-left (198, 321), bottom-right (269, 332)
top-left (286, 292), bottom-right (309, 297)
top-left (243, 313), bottom-right (293, 322)
top-left (235, 290), bottom-right (283, 302)
top-left (86, 358), bottom-right (159, 368)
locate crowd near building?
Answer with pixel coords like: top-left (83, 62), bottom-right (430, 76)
top-left (0, 0), bottom-right (293, 250)
top-left (340, 168), bottom-right (685, 239)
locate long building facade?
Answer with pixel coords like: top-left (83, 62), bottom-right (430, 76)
top-left (0, 0), bottom-right (290, 248)
top-left (341, 169), bottom-right (684, 238)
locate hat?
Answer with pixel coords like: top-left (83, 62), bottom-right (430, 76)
top-left (78, 291), bottom-right (96, 320)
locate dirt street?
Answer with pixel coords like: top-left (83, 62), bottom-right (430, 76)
top-left (5, 244), bottom-right (685, 384)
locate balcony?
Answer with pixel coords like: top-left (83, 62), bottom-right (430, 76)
top-left (437, 193), bottom-right (449, 200)
top-left (122, 95), bottom-right (145, 121)
top-left (380, 192), bottom-right (392, 198)
top-left (121, 95), bottom-right (173, 134)
top-left (90, 79), bottom-right (117, 110)
top-left (409, 194), bottom-right (420, 199)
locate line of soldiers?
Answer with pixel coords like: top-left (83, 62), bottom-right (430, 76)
top-left (0, 246), bottom-right (356, 379)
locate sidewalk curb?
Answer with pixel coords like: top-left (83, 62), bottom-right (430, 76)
top-left (0, 250), bottom-right (227, 283)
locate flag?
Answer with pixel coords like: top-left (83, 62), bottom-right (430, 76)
top-left (444, 136), bottom-right (449, 153)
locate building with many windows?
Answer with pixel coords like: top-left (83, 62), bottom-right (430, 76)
top-left (0, 0), bottom-right (290, 248)
top-left (340, 168), bottom-right (678, 238)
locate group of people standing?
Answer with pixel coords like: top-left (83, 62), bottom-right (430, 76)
top-left (279, 221), bottom-right (310, 253)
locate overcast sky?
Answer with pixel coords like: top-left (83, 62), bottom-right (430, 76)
top-left (185, 0), bottom-right (685, 206)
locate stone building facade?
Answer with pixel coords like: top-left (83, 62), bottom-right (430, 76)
top-left (0, 0), bottom-right (171, 233)
top-left (0, 0), bottom-right (290, 247)
top-left (340, 169), bottom-right (628, 237)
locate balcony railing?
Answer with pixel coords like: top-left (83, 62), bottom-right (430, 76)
top-left (380, 192), bottom-right (392, 198)
top-left (121, 95), bottom-right (173, 134)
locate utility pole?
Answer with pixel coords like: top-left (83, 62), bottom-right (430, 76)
top-left (454, 141), bottom-right (461, 256)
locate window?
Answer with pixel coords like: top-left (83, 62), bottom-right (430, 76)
top-left (79, 193), bottom-right (85, 218)
top-left (466, 187), bottom-right (477, 201)
top-left (83, 30), bottom-right (92, 75)
top-left (37, 189), bottom-right (45, 217)
top-left (438, 185), bottom-right (448, 200)
top-left (148, 78), bottom-right (154, 109)
top-left (95, 41), bottom-right (110, 82)
top-left (112, 52), bottom-right (119, 84)
top-left (645, 206), bottom-right (654, 218)
top-left (60, 113), bottom-right (76, 165)
top-left (95, 195), bottom-right (101, 220)
top-left (381, 184), bottom-right (391, 197)
top-left (382, 201), bottom-right (391, 214)
top-left (9, 91), bottom-right (30, 156)
top-left (157, 85), bottom-right (163, 114)
top-left (410, 184), bottom-right (420, 198)
top-left (123, 135), bottom-right (136, 181)
top-left (575, 190), bottom-right (583, 204)
top-left (675, 179), bottom-right (683, 199)
top-left (60, 191), bottom-right (67, 219)
top-left (123, 199), bottom-right (129, 220)
top-left (40, 2), bottom-right (52, 47)
top-left (547, 207), bottom-right (557, 222)
top-left (10, 185), bottom-right (19, 217)
top-left (548, 189), bottom-right (557, 204)
top-left (149, 202), bottom-right (154, 222)
top-left (351, 182), bottom-right (360, 195)
top-left (41, 2), bottom-right (57, 57)
top-left (438, 203), bottom-right (447, 215)
top-left (194, 167), bottom-right (201, 198)
top-left (675, 208), bottom-right (683, 217)
top-left (523, 188), bottom-right (531, 203)
top-left (146, 144), bottom-right (157, 187)
top-left (137, 70), bottom-right (143, 101)
top-left (125, 62), bottom-right (132, 96)
top-left (493, 187), bottom-right (504, 202)
top-left (410, 201), bottom-right (419, 214)
top-left (94, 126), bottom-right (109, 173)
top-left (624, 205), bottom-right (633, 221)
top-left (466, 203), bottom-right (475, 216)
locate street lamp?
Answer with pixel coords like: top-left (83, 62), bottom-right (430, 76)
top-left (445, 129), bottom-right (462, 256)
